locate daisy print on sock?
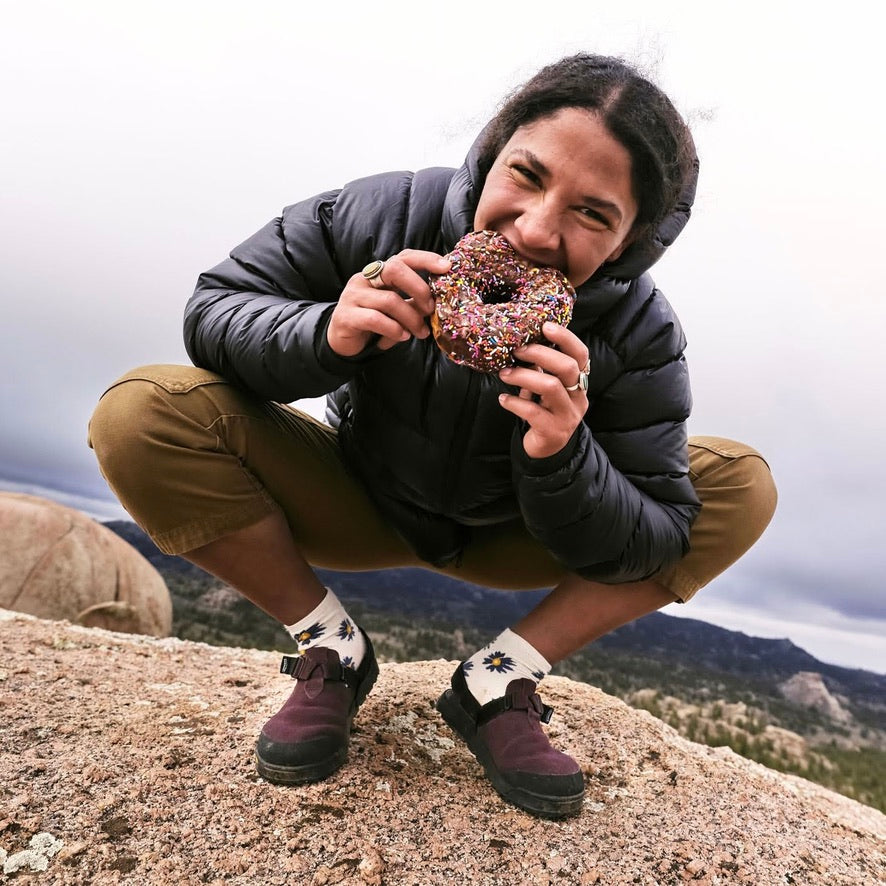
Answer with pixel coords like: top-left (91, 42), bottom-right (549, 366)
top-left (483, 652), bottom-right (515, 673)
top-left (337, 618), bottom-right (356, 641)
top-left (295, 622), bottom-right (326, 647)
top-left (341, 655), bottom-right (354, 668)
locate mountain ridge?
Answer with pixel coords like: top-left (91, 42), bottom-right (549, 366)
top-left (102, 520), bottom-right (885, 706)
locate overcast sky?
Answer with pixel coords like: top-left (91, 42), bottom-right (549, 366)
top-left (2, 1), bottom-right (884, 673)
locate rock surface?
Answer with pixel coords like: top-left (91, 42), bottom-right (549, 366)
top-left (0, 493), bottom-right (171, 636)
top-left (1, 611), bottom-right (883, 885)
top-left (780, 670), bottom-right (852, 724)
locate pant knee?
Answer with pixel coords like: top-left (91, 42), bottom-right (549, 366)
top-left (87, 365), bottom-right (283, 554)
top-left (690, 435), bottom-right (778, 537)
top-left (674, 438), bottom-right (778, 600)
top-left (88, 383), bottom-right (161, 494)
top-left (735, 452), bottom-right (778, 535)
top-left (88, 364), bottom-right (225, 483)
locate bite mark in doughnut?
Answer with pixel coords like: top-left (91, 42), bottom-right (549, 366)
top-left (429, 231), bottom-right (575, 373)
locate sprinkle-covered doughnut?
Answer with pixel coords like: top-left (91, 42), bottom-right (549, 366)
top-left (429, 231), bottom-right (575, 373)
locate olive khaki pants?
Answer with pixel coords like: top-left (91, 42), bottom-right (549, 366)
top-left (88, 365), bottom-right (777, 602)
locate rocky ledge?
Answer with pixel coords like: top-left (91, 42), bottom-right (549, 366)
top-left (1, 611), bottom-right (883, 885)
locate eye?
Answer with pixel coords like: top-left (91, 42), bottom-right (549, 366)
top-left (578, 206), bottom-right (611, 227)
top-left (512, 164), bottom-right (540, 185)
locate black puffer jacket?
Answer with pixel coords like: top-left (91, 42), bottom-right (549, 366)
top-left (184, 138), bottom-right (701, 581)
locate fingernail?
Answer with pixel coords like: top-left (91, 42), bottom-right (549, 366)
top-left (498, 393), bottom-right (507, 404)
top-left (500, 368), bottom-right (513, 378)
top-left (543, 321), bottom-right (557, 333)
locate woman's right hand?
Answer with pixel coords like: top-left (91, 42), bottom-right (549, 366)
top-left (326, 249), bottom-right (451, 357)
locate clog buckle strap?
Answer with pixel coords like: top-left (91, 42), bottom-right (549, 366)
top-left (477, 691), bottom-right (554, 727)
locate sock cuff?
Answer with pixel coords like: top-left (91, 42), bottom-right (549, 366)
top-left (284, 587), bottom-right (339, 634)
top-left (497, 628), bottom-right (551, 677)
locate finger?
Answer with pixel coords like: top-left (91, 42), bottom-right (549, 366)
top-left (370, 258), bottom-right (433, 314)
top-left (499, 365), bottom-right (572, 402)
top-left (376, 252), bottom-right (451, 314)
top-left (360, 290), bottom-right (432, 339)
top-left (515, 343), bottom-right (589, 395)
top-left (376, 331), bottom-right (411, 351)
top-left (380, 291), bottom-right (433, 339)
top-left (499, 395), bottom-right (576, 458)
top-left (498, 391), bottom-right (547, 422)
top-left (512, 343), bottom-right (580, 381)
top-left (396, 249), bottom-right (452, 276)
top-left (540, 321), bottom-right (590, 367)
top-left (344, 305), bottom-right (415, 344)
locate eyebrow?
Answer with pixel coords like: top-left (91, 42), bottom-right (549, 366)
top-left (507, 147), bottom-right (624, 224)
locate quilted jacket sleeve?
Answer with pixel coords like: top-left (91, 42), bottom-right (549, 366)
top-left (184, 169), bottom-right (453, 403)
top-left (183, 190), bottom-right (377, 402)
top-left (511, 280), bottom-right (700, 583)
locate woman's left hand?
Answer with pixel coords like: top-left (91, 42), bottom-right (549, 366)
top-left (498, 322), bottom-right (590, 459)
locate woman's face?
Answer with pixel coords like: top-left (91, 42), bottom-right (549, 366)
top-left (473, 108), bottom-right (639, 288)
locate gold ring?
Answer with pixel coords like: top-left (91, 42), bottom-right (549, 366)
top-left (362, 259), bottom-right (386, 289)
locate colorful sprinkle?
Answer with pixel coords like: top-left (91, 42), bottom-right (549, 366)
top-left (429, 231), bottom-right (575, 372)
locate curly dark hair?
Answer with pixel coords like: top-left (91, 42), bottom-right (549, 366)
top-left (478, 54), bottom-right (696, 239)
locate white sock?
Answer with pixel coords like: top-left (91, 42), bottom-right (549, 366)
top-left (283, 588), bottom-right (367, 670)
top-left (461, 628), bottom-right (551, 707)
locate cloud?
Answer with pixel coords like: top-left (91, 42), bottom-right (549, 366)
top-left (3, 1), bottom-right (884, 671)
top-left (0, 479), bottom-right (128, 523)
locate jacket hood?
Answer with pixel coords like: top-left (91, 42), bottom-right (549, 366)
top-left (440, 123), bottom-right (699, 285)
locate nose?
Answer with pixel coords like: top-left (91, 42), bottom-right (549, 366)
top-left (514, 199), bottom-right (560, 259)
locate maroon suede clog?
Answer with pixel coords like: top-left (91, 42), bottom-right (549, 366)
top-left (436, 665), bottom-right (584, 818)
top-left (255, 634), bottom-right (378, 784)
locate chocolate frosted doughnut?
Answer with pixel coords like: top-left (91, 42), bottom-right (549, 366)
top-left (429, 231), bottom-right (575, 373)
